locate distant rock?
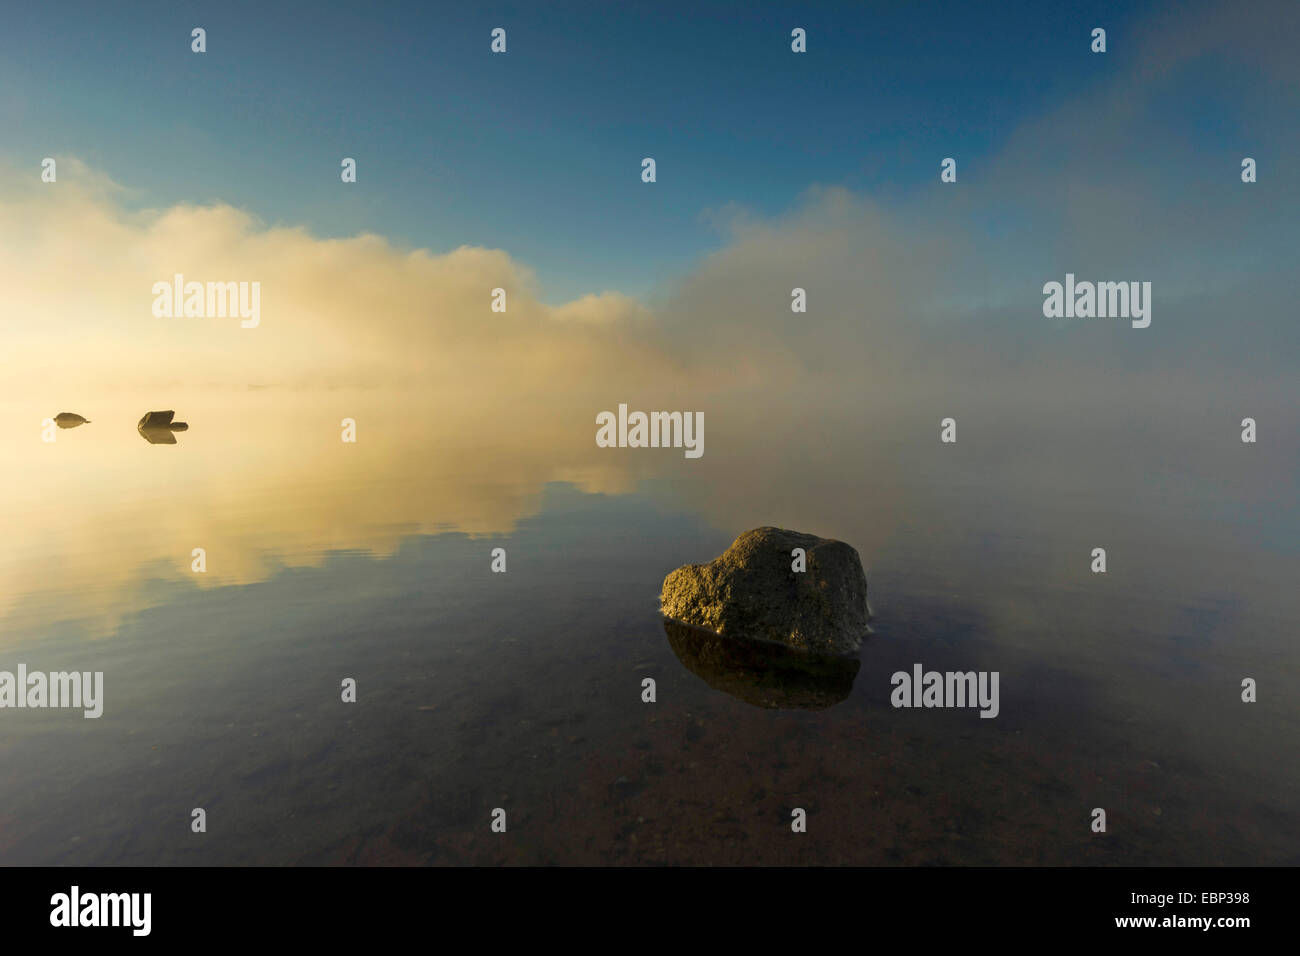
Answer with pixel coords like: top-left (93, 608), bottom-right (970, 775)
top-left (661, 527), bottom-right (870, 657)
top-left (138, 410), bottom-right (185, 429)
top-left (137, 410), bottom-right (189, 444)
top-left (53, 412), bottom-right (90, 428)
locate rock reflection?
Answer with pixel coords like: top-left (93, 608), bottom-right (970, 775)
top-left (663, 617), bottom-right (860, 710)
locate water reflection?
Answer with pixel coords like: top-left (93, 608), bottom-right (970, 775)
top-left (0, 390), bottom-right (642, 635)
top-left (663, 616), bottom-right (861, 710)
top-left (0, 469), bottom-right (1296, 865)
top-left (136, 426), bottom-right (186, 444)
top-left (4, 385), bottom-right (1299, 657)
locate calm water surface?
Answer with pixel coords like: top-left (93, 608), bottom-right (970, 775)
top-left (1, 391), bottom-right (1297, 864)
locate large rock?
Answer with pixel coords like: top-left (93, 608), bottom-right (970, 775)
top-left (660, 527), bottom-right (870, 657)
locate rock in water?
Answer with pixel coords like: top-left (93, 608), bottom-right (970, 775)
top-left (137, 410), bottom-right (188, 443)
top-left (661, 527), bottom-right (870, 657)
top-left (53, 412), bottom-right (90, 428)
top-left (138, 410), bottom-right (176, 428)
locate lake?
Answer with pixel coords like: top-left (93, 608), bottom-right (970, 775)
top-left (1, 388), bottom-right (1297, 864)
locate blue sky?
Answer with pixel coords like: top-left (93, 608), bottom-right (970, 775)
top-left (0, 0), bottom-right (1185, 303)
